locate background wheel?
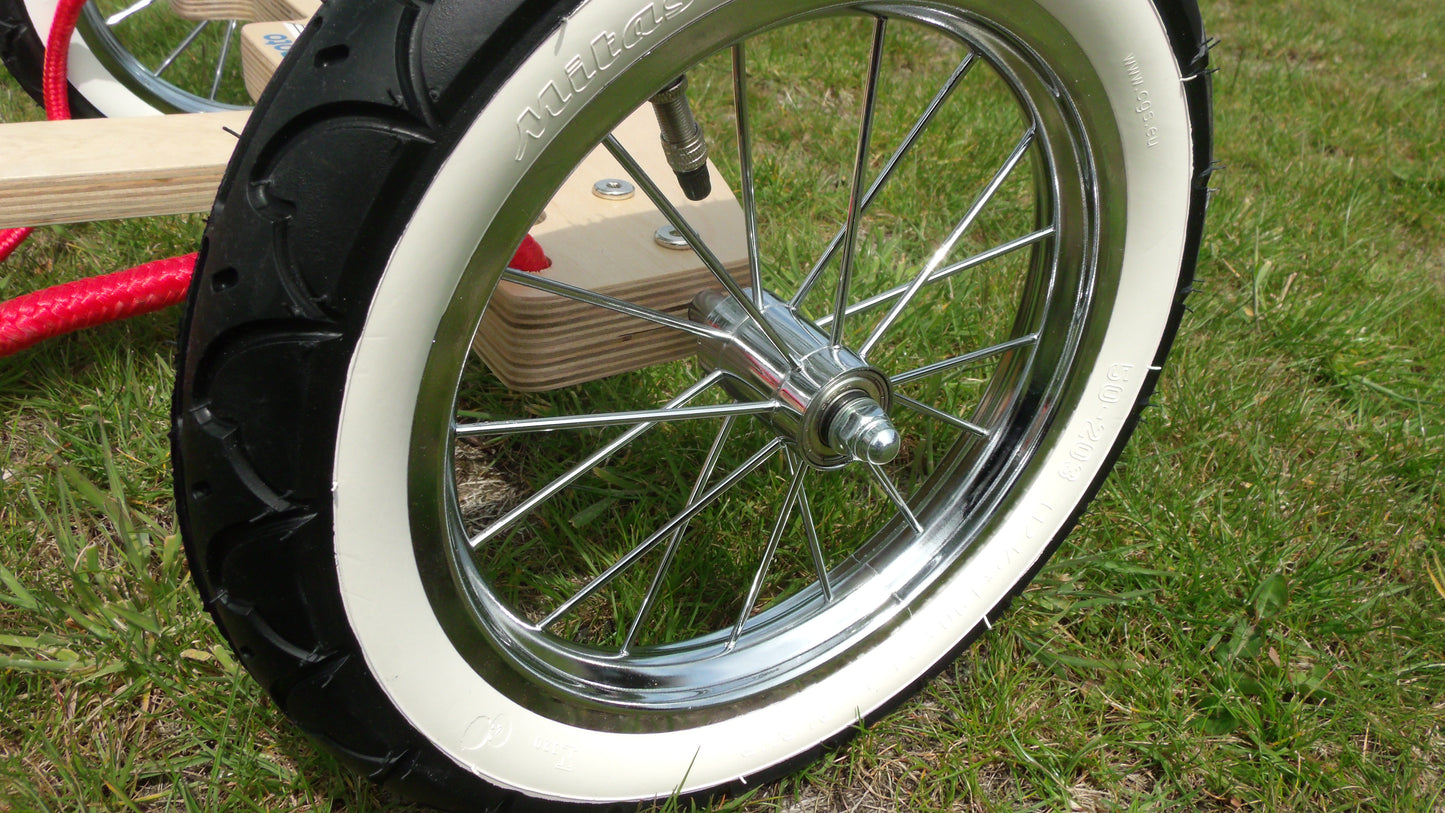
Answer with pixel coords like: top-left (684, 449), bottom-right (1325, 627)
top-left (172, 0), bottom-right (1213, 808)
top-left (1, 0), bottom-right (249, 116)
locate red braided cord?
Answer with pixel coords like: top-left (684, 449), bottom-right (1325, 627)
top-left (0, 227), bottom-right (32, 263)
top-left (0, 254), bottom-right (197, 356)
top-left (42, 0), bottom-right (85, 120)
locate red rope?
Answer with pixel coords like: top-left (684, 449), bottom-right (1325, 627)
top-left (0, 227), bottom-right (32, 264)
top-left (0, 0), bottom-right (549, 358)
top-left (41, 0), bottom-right (83, 119)
top-left (0, 253), bottom-right (196, 356)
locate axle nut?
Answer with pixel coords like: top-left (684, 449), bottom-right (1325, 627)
top-left (827, 395), bottom-right (901, 465)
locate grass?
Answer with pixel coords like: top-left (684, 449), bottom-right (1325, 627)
top-left (2, 0), bottom-right (1443, 810)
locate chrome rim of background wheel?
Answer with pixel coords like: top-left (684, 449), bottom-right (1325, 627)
top-left (77, 0), bottom-right (249, 111)
top-left (409, 1), bottom-right (1125, 731)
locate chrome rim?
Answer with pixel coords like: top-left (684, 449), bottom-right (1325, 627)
top-left (72, 0), bottom-right (248, 111)
top-left (409, 1), bottom-right (1123, 730)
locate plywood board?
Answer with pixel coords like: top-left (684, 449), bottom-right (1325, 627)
top-left (255, 0), bottom-right (319, 21)
top-left (171, 0), bottom-right (317, 21)
top-left (170, 0), bottom-right (255, 22)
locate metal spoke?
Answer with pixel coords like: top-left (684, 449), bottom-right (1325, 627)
top-left (209, 20), bottom-right (237, 100)
top-left (895, 393), bottom-right (990, 438)
top-left (791, 52), bottom-right (977, 308)
top-left (456, 401), bottom-right (777, 438)
top-left (787, 449), bottom-right (833, 602)
top-left (891, 333), bottom-right (1039, 386)
top-left (814, 227), bottom-right (1054, 329)
top-left (728, 457), bottom-right (810, 647)
top-left (621, 417), bottom-right (736, 653)
top-left (732, 44), bottom-right (763, 311)
top-left (105, 0), bottom-right (155, 26)
top-left (829, 17), bottom-right (888, 346)
top-left (866, 463), bottom-right (923, 533)
top-left (500, 268), bottom-right (733, 344)
top-left (540, 438), bottom-right (785, 630)
top-left (603, 135), bottom-right (796, 362)
top-left (858, 127), bottom-right (1036, 360)
top-left (467, 372), bottom-right (723, 550)
top-left (155, 21), bottom-right (209, 77)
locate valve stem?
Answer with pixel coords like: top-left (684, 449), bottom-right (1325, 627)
top-left (649, 75), bottom-right (712, 201)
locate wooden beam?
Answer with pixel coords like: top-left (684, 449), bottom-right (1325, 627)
top-left (255, 0), bottom-right (319, 22)
top-left (169, 0), bottom-right (256, 22)
top-left (171, 0), bottom-right (318, 22)
top-left (0, 111), bottom-right (249, 228)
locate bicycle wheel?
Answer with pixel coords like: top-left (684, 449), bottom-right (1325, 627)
top-left (172, 0), bottom-right (1212, 808)
top-left (1, 0), bottom-right (249, 115)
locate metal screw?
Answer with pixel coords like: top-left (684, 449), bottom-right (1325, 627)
top-left (593, 178), bottom-right (635, 200)
top-left (654, 225), bottom-right (690, 250)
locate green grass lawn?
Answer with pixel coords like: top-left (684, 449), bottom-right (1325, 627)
top-left (2, 0), bottom-right (1443, 810)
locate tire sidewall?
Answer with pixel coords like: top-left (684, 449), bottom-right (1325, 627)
top-left (330, 0), bottom-right (1196, 802)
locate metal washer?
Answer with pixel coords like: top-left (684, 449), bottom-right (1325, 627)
top-left (654, 225), bottom-right (691, 250)
top-left (592, 178), bottom-right (635, 200)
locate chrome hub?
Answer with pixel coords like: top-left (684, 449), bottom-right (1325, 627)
top-left (690, 288), bottom-right (900, 468)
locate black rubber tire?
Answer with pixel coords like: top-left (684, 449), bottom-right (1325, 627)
top-left (0, 0), bottom-right (100, 117)
top-left (172, 0), bottom-right (1213, 809)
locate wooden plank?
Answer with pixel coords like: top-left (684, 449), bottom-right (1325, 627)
top-left (0, 111), bottom-right (249, 228)
top-left (254, 0), bottom-right (320, 21)
top-left (240, 21), bottom-right (304, 101)
top-left (170, 0), bottom-right (316, 24)
top-left (170, 0), bottom-right (256, 22)
top-left (474, 107), bottom-right (749, 391)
